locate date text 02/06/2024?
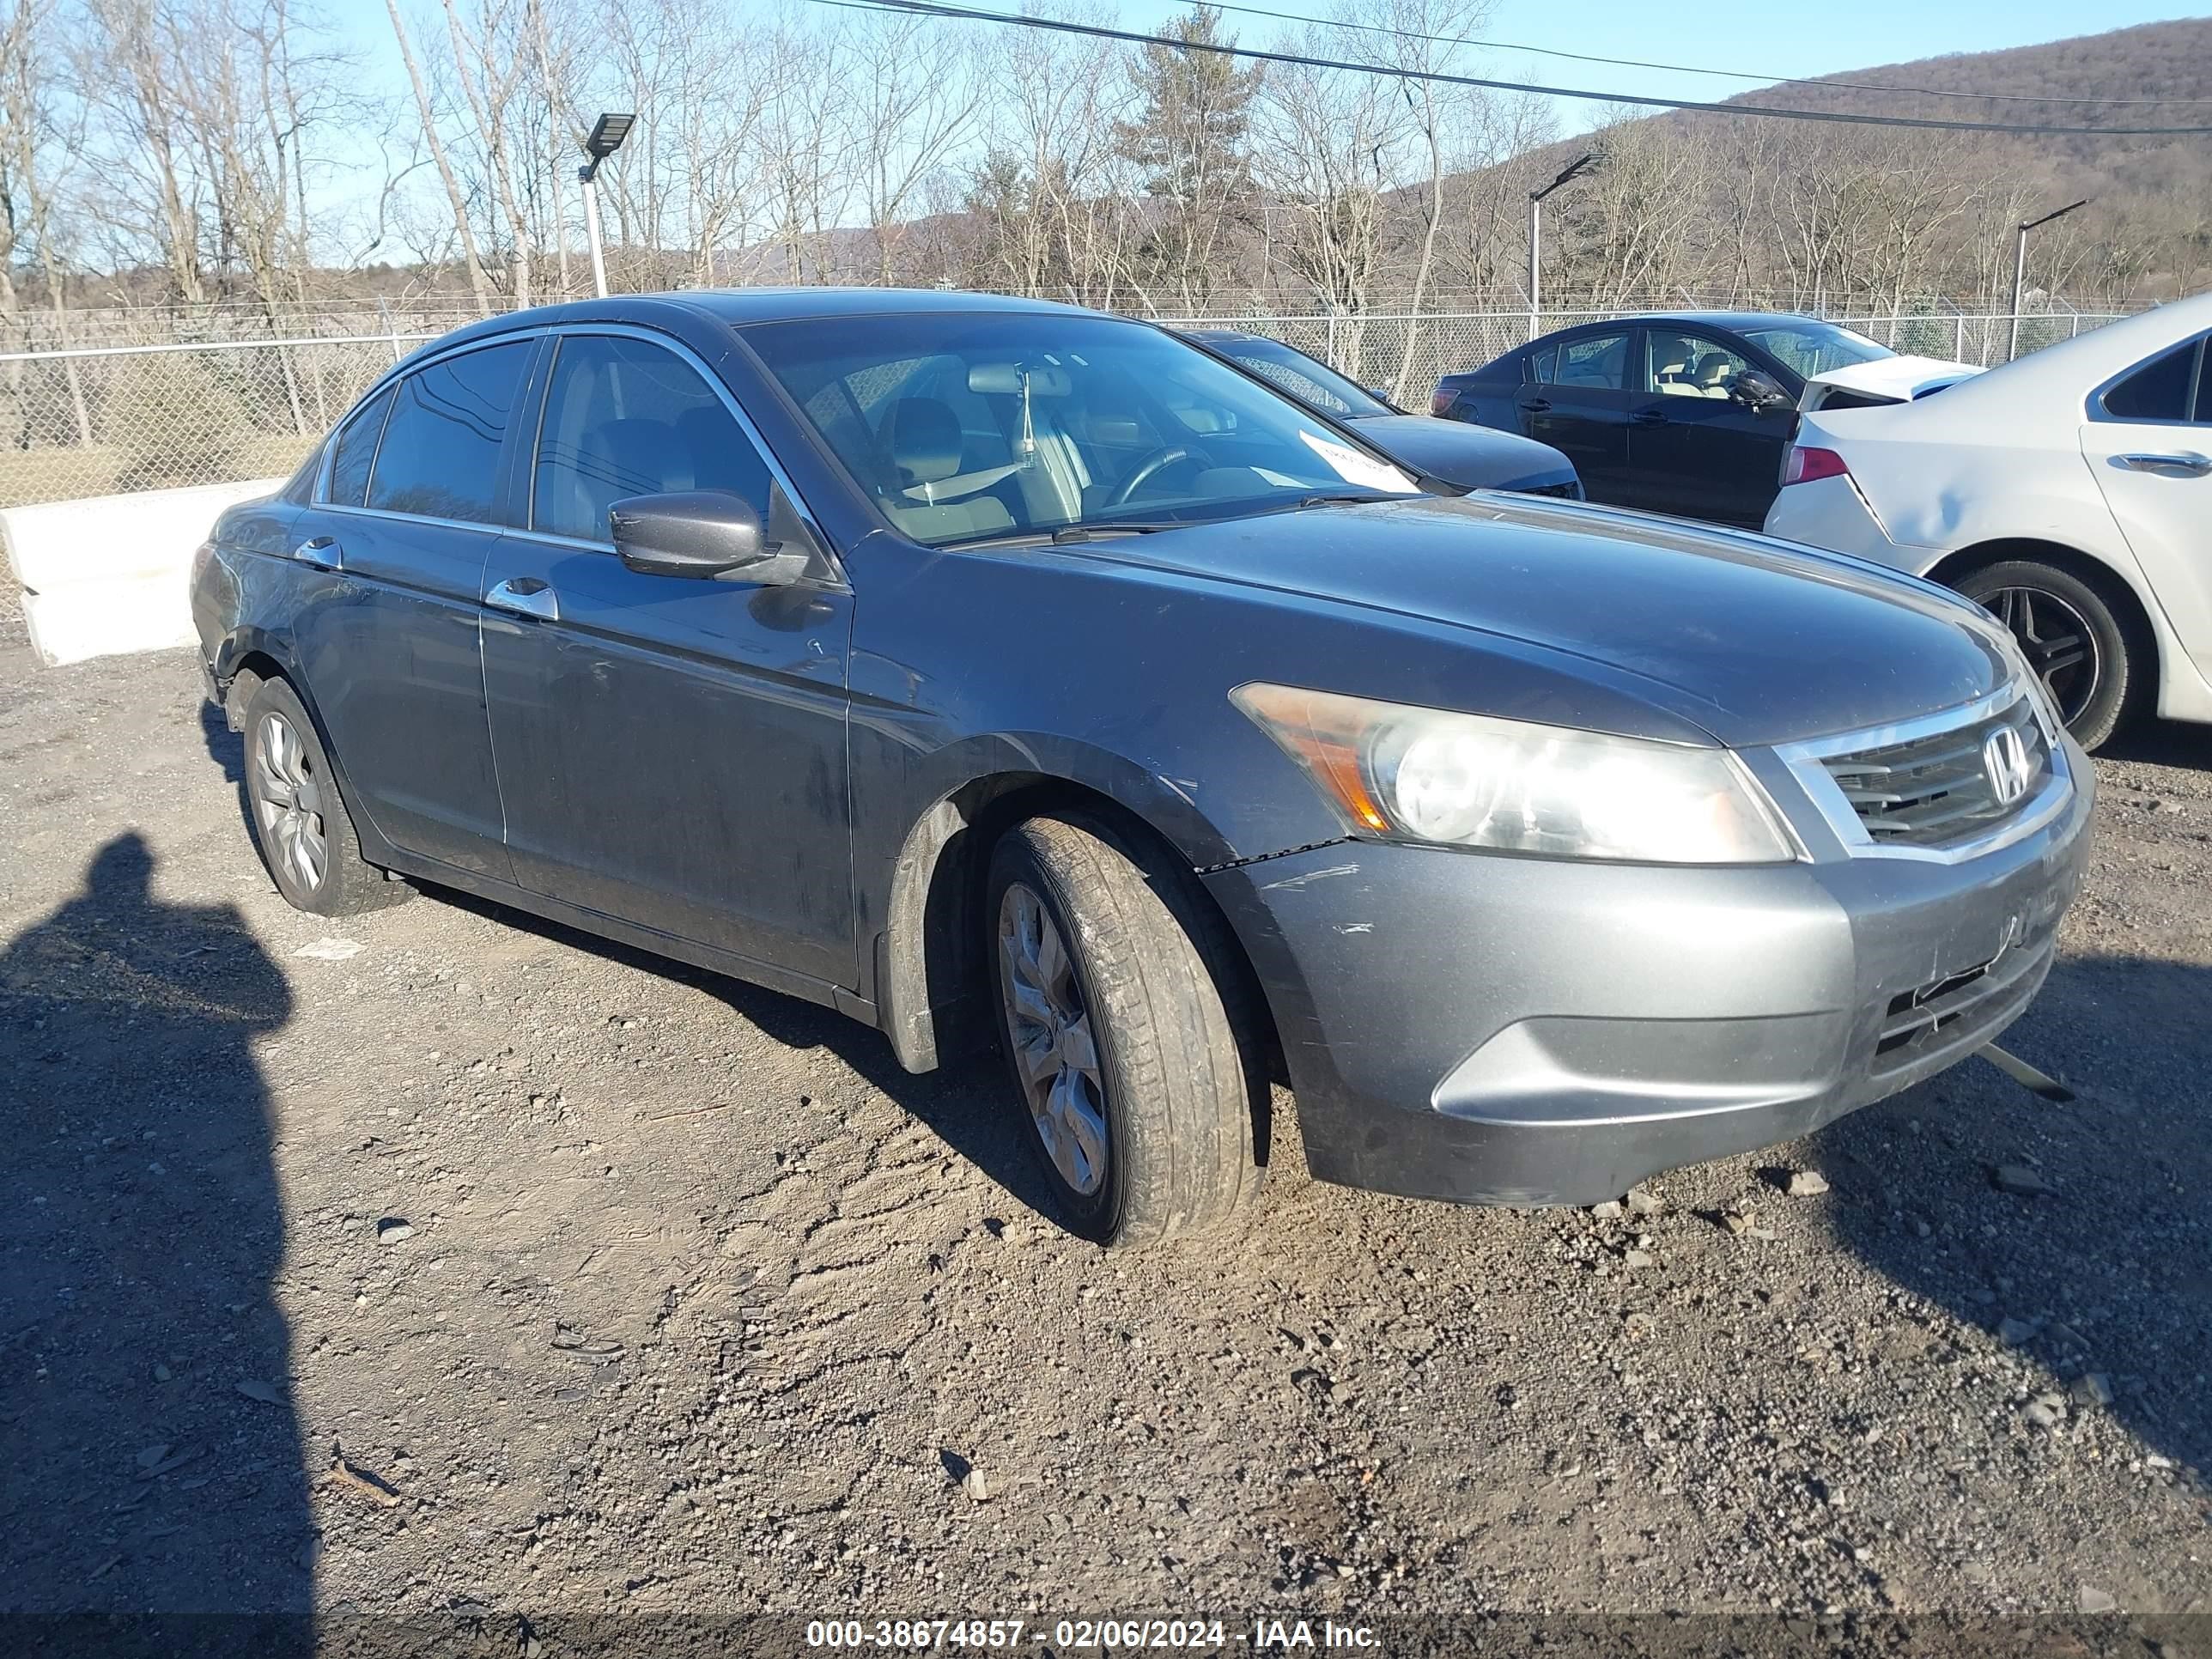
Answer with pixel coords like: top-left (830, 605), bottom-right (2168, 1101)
top-left (803, 1619), bottom-right (1379, 1650)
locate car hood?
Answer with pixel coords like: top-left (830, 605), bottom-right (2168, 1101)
top-left (1085, 495), bottom-right (2012, 748)
top-left (1347, 413), bottom-right (1578, 491)
top-left (1802, 353), bottom-right (1982, 409)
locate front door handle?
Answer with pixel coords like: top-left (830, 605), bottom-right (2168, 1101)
top-left (1631, 409), bottom-right (1668, 426)
top-left (485, 575), bottom-right (559, 622)
top-left (2117, 451), bottom-right (2211, 475)
top-left (1517, 398), bottom-right (1551, 412)
top-left (293, 535), bottom-right (341, 570)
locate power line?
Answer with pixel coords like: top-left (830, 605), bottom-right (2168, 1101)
top-left (1202, 0), bottom-right (2212, 107)
top-left (808, 0), bottom-right (2212, 137)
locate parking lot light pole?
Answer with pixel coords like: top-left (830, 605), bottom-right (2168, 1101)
top-left (1528, 153), bottom-right (1595, 344)
top-left (2008, 198), bottom-right (2087, 362)
top-left (578, 112), bottom-right (636, 299)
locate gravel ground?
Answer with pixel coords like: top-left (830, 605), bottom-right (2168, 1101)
top-left (3, 644), bottom-right (2209, 1646)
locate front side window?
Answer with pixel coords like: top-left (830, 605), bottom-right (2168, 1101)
top-left (744, 313), bottom-right (1417, 548)
top-left (326, 385), bottom-right (393, 507)
top-left (2101, 339), bottom-right (2205, 423)
top-left (367, 340), bottom-right (533, 523)
top-left (1553, 332), bottom-right (1630, 390)
top-left (1645, 331), bottom-right (1750, 398)
top-left (531, 335), bottom-right (770, 543)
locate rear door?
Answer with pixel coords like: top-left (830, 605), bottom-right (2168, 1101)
top-left (1519, 330), bottom-right (1638, 504)
top-left (2081, 333), bottom-right (2212, 682)
top-left (1626, 328), bottom-right (1795, 526)
top-left (292, 336), bottom-right (537, 877)
top-left (478, 328), bottom-right (857, 988)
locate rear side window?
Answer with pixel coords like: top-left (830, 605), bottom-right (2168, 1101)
top-left (530, 335), bottom-right (770, 544)
top-left (367, 340), bottom-right (533, 523)
top-left (1554, 333), bottom-right (1629, 390)
top-left (2101, 339), bottom-right (2204, 423)
top-left (1522, 347), bottom-right (1556, 384)
top-left (325, 385), bottom-right (393, 507)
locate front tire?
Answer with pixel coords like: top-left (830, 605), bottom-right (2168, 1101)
top-left (985, 813), bottom-right (1261, 1248)
top-left (240, 677), bottom-right (410, 916)
top-left (1952, 559), bottom-right (2141, 750)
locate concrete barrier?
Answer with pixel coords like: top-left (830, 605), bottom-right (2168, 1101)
top-left (0, 478), bottom-right (282, 666)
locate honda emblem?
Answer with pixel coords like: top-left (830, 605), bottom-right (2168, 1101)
top-left (1982, 725), bottom-right (2033, 805)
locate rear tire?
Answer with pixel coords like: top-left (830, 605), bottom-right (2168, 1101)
top-left (240, 677), bottom-right (410, 916)
top-left (1952, 558), bottom-right (2140, 751)
top-left (985, 813), bottom-right (1262, 1248)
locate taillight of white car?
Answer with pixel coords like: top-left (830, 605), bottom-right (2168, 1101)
top-left (1780, 445), bottom-right (1850, 487)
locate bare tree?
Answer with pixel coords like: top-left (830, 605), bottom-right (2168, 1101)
top-left (386, 0), bottom-right (495, 313)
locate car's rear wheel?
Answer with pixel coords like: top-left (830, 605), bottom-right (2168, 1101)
top-left (241, 677), bottom-right (410, 916)
top-left (1953, 559), bottom-right (2139, 750)
top-left (985, 812), bottom-right (1261, 1248)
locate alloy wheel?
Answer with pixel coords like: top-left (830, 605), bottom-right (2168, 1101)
top-left (1984, 584), bottom-right (2099, 727)
top-left (997, 883), bottom-right (1109, 1197)
top-left (252, 711), bottom-right (329, 893)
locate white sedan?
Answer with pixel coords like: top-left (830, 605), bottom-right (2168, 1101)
top-left (1765, 292), bottom-right (2212, 749)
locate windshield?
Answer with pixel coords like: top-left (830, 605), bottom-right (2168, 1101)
top-left (744, 313), bottom-right (1419, 546)
top-left (1208, 337), bottom-right (1395, 419)
top-left (1736, 321), bottom-right (1892, 379)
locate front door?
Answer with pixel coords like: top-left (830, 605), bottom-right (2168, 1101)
top-left (291, 337), bottom-right (538, 878)
top-left (478, 331), bottom-right (857, 988)
top-left (1520, 329), bottom-right (1638, 505)
top-left (2081, 332), bottom-right (2212, 684)
top-left (1627, 328), bottom-right (1794, 526)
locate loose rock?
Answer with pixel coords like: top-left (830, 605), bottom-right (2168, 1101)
top-left (376, 1218), bottom-right (415, 1246)
top-left (1991, 1164), bottom-right (2052, 1196)
top-left (1785, 1170), bottom-right (1830, 1197)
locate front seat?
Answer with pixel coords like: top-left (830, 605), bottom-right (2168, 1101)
top-left (882, 398), bottom-right (1016, 541)
top-left (1692, 352), bottom-right (1735, 398)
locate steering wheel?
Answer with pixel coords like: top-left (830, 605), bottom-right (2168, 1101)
top-left (1109, 444), bottom-right (1210, 507)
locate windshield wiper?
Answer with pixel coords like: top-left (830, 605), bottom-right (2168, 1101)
top-left (1297, 489), bottom-right (1407, 507)
top-left (938, 522), bottom-right (1180, 551)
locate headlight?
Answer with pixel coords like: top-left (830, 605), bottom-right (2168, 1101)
top-left (1232, 683), bottom-right (1799, 865)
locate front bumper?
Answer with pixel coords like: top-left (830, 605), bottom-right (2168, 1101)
top-left (1202, 760), bottom-right (2094, 1207)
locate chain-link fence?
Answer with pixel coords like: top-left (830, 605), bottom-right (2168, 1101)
top-left (0, 306), bottom-right (2135, 509)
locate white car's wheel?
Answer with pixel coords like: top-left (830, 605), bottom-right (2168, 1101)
top-left (1954, 560), bottom-right (2140, 751)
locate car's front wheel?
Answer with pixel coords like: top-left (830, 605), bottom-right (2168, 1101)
top-left (985, 813), bottom-right (1262, 1248)
top-left (1954, 559), bottom-right (2141, 750)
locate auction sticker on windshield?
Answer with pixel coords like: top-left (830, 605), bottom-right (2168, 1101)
top-left (1297, 429), bottom-right (1419, 494)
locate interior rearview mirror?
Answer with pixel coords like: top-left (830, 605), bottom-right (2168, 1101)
top-left (609, 491), bottom-right (805, 584)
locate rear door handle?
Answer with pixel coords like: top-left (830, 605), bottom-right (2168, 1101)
top-left (1631, 410), bottom-right (1668, 426)
top-left (293, 535), bottom-right (341, 570)
top-left (485, 575), bottom-right (558, 622)
top-left (2117, 451), bottom-right (2211, 475)
top-left (1517, 398), bottom-right (1551, 412)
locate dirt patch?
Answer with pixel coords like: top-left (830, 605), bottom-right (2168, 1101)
top-left (3, 646), bottom-right (2209, 1628)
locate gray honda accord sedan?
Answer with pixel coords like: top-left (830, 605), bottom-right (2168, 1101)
top-left (194, 289), bottom-right (2094, 1247)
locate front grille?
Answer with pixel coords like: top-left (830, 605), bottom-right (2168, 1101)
top-left (1819, 694), bottom-right (2051, 849)
top-left (1516, 479), bottom-right (1584, 500)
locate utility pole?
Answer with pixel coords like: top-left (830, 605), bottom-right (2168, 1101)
top-left (2008, 198), bottom-right (2087, 362)
top-left (1528, 154), bottom-right (1595, 345)
top-left (578, 112), bottom-right (636, 300)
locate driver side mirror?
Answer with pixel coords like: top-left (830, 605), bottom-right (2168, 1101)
top-left (1728, 369), bottom-right (1794, 413)
top-left (609, 490), bottom-right (807, 584)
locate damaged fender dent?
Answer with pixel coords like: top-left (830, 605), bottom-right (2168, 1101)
top-left (1193, 838), bottom-right (1354, 878)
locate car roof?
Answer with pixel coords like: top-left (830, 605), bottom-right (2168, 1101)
top-left (410, 286), bottom-right (1107, 359)
top-left (1177, 328), bottom-right (1264, 344)
top-left (1534, 312), bottom-right (1821, 341)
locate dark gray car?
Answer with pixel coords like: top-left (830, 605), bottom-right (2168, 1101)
top-left (1178, 327), bottom-right (1583, 497)
top-left (194, 290), bottom-right (2094, 1248)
